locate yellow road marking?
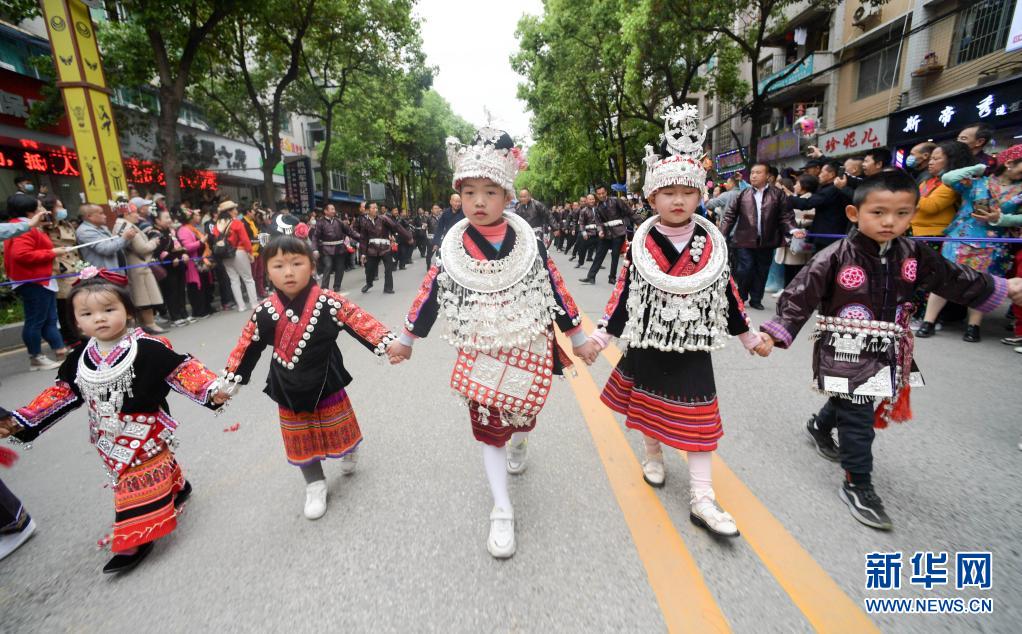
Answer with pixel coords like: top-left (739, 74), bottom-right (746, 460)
top-left (555, 328), bottom-right (731, 634)
top-left (574, 314), bottom-right (879, 633)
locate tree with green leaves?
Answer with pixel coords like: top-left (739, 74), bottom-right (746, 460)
top-left (98, 0), bottom-right (240, 203)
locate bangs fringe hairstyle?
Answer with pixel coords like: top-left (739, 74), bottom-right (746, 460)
top-left (66, 278), bottom-right (139, 333)
top-left (261, 234), bottom-right (313, 265)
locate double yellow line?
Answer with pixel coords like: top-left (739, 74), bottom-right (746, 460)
top-left (556, 315), bottom-right (879, 634)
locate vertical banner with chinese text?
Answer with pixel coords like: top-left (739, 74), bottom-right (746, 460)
top-left (41, 0), bottom-right (127, 203)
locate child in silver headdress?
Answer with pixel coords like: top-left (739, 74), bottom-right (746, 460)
top-left (388, 128), bottom-right (591, 558)
top-left (575, 105), bottom-right (774, 537)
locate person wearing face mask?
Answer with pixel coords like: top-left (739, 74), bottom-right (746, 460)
top-left (2, 195), bottom-right (69, 371)
top-left (41, 195), bottom-right (82, 346)
top-left (905, 142), bottom-right (935, 186)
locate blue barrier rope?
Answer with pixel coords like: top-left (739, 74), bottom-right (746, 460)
top-left (0, 255), bottom-right (209, 288)
top-left (806, 234), bottom-right (1022, 244)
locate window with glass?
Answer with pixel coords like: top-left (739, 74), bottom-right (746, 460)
top-left (856, 42), bottom-right (901, 99)
top-left (951, 0), bottom-right (1016, 65)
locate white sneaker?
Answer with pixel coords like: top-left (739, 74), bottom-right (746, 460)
top-left (338, 449), bottom-right (358, 475)
top-left (172, 319), bottom-right (189, 327)
top-left (641, 453), bottom-right (665, 488)
top-left (303, 480), bottom-right (327, 520)
top-left (237, 305), bottom-right (250, 313)
top-left (29, 355), bottom-right (60, 371)
top-left (0, 519), bottom-right (36, 561)
top-left (1014, 345), bottom-right (1022, 354)
top-left (506, 438), bottom-right (528, 475)
top-left (487, 506), bottom-right (515, 558)
top-left (690, 490), bottom-right (739, 537)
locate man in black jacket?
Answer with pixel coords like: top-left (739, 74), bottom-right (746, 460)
top-left (783, 161), bottom-right (851, 251)
top-left (515, 188), bottom-right (558, 243)
top-left (431, 193), bottom-right (463, 252)
top-left (580, 185), bottom-right (632, 285)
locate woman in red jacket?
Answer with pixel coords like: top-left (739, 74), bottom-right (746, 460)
top-left (2, 195), bottom-right (70, 371)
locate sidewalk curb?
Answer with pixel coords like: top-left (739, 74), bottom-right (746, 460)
top-left (0, 321), bottom-right (25, 353)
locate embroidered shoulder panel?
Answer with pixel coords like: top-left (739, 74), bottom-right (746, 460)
top-left (14, 381), bottom-right (80, 428)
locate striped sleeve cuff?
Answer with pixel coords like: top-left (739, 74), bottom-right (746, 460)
top-left (760, 320), bottom-right (793, 349)
top-left (975, 276), bottom-right (1008, 314)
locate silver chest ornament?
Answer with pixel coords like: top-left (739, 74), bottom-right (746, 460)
top-left (77, 335), bottom-right (138, 439)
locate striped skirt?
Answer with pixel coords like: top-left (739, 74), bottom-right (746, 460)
top-left (112, 448), bottom-right (184, 553)
top-left (469, 403), bottom-right (537, 447)
top-left (600, 348), bottom-right (723, 452)
top-left (278, 389), bottom-right (362, 466)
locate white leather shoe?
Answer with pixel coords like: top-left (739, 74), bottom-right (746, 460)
top-left (487, 506), bottom-right (515, 558)
top-left (338, 448), bottom-right (358, 475)
top-left (304, 480), bottom-right (327, 520)
top-left (641, 454), bottom-right (665, 488)
top-left (506, 438), bottom-right (528, 475)
top-left (690, 490), bottom-right (739, 537)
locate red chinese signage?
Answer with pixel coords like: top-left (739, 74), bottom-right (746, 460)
top-left (0, 139), bottom-right (80, 177)
top-left (818, 119), bottom-right (889, 157)
top-left (122, 157), bottom-right (218, 191)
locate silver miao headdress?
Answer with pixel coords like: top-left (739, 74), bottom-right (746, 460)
top-left (642, 104), bottom-right (708, 199)
top-left (446, 127), bottom-right (527, 194)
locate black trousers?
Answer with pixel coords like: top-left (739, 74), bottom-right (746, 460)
top-left (187, 282), bottom-right (211, 317)
top-left (576, 235), bottom-right (596, 265)
top-left (158, 265), bottom-right (188, 321)
top-left (365, 253), bottom-right (395, 291)
top-left (815, 397), bottom-right (876, 475)
top-left (587, 235), bottom-right (625, 281)
top-left (0, 478), bottom-right (27, 533)
top-left (55, 297), bottom-right (80, 346)
top-left (214, 262), bottom-right (234, 307)
top-left (733, 246), bottom-right (774, 304)
top-left (320, 252), bottom-right (346, 291)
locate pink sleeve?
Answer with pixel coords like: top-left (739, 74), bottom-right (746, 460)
top-left (589, 329), bottom-right (612, 350)
top-left (738, 330), bottom-right (760, 351)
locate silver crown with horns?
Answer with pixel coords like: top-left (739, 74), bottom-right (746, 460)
top-left (446, 126), bottom-right (526, 194)
top-left (642, 104), bottom-right (708, 199)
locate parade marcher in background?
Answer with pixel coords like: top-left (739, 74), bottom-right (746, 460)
top-left (576, 106), bottom-right (773, 538)
top-left (413, 207), bottom-right (430, 258)
top-left (223, 229), bottom-right (396, 521)
top-left (389, 128), bottom-right (588, 559)
top-left (113, 200), bottom-right (166, 334)
top-left (433, 193), bottom-right (464, 254)
top-left (580, 185), bottom-right (632, 285)
top-left (3, 195), bottom-right (68, 371)
top-left (42, 196), bottom-right (82, 346)
top-left (425, 203), bottom-right (442, 270)
top-left (720, 163), bottom-right (800, 309)
top-left (563, 200), bottom-right (580, 255)
top-left (0, 269), bottom-right (229, 573)
top-left (575, 193), bottom-right (599, 268)
top-left (354, 201), bottom-right (413, 294)
top-left (759, 171), bottom-right (1022, 531)
top-left (311, 203), bottom-right (360, 293)
top-left (514, 188), bottom-right (557, 245)
top-left (397, 209), bottom-right (415, 269)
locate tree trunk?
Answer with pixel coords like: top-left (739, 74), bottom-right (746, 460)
top-left (261, 160), bottom-right (277, 211)
top-left (156, 90), bottom-right (183, 204)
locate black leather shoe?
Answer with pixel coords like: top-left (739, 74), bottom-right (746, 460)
top-left (579, 277), bottom-right (596, 284)
top-left (608, 277), bottom-right (616, 284)
top-left (102, 542), bottom-right (154, 574)
top-left (749, 301), bottom-right (765, 310)
top-left (915, 321), bottom-right (935, 338)
top-left (962, 325), bottom-right (981, 342)
top-left (383, 289), bottom-right (395, 294)
top-left (361, 284), bottom-right (372, 294)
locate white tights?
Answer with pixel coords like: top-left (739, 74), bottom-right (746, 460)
top-left (481, 432), bottom-right (528, 511)
top-left (644, 436), bottom-right (713, 498)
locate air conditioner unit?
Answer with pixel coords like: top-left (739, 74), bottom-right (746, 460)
top-left (852, 1), bottom-right (881, 28)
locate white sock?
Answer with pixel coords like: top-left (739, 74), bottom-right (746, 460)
top-left (643, 436), bottom-right (663, 458)
top-left (688, 451), bottom-right (713, 499)
top-left (510, 431), bottom-right (528, 447)
top-left (482, 443), bottom-right (512, 511)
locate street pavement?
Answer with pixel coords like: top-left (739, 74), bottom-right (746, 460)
top-left (0, 246), bottom-right (1019, 633)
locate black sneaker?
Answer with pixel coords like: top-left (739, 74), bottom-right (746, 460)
top-left (915, 321), bottom-right (935, 338)
top-left (102, 541), bottom-right (154, 574)
top-left (361, 284), bottom-right (372, 293)
top-left (805, 416), bottom-right (839, 461)
top-left (174, 480), bottom-right (192, 508)
top-left (962, 325), bottom-right (981, 343)
top-left (839, 481), bottom-right (893, 530)
top-left (749, 301), bottom-right (765, 310)
top-left (578, 277), bottom-right (595, 284)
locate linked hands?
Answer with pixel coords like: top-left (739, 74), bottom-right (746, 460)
top-left (387, 341), bottom-right (413, 365)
